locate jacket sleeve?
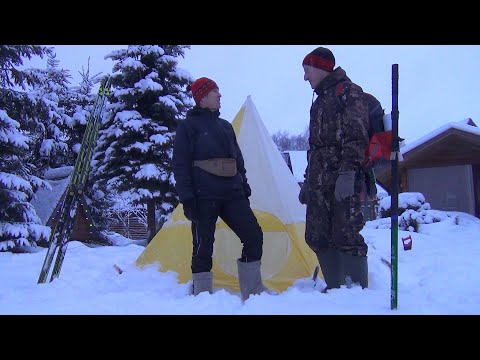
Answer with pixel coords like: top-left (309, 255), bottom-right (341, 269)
top-left (232, 126), bottom-right (251, 198)
top-left (338, 82), bottom-right (370, 173)
top-left (172, 120), bottom-right (194, 202)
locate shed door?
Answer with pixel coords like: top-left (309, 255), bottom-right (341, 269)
top-left (408, 165), bottom-right (474, 215)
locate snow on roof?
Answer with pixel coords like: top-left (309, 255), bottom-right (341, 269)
top-left (401, 119), bottom-right (479, 155)
top-left (31, 169), bottom-right (72, 225)
top-left (44, 166), bottom-right (74, 180)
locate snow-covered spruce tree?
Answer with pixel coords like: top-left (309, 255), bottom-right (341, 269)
top-left (66, 57), bottom-right (103, 166)
top-left (23, 51), bottom-right (77, 174)
top-left (89, 45), bottom-right (192, 242)
top-left (0, 45), bottom-right (52, 252)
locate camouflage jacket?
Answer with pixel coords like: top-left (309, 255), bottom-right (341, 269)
top-left (305, 67), bottom-right (370, 187)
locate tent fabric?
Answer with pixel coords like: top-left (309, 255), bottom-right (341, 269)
top-left (135, 96), bottom-right (318, 292)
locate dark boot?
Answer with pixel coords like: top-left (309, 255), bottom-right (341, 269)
top-left (342, 253), bottom-right (368, 289)
top-left (237, 259), bottom-right (275, 301)
top-left (316, 249), bottom-right (345, 291)
top-left (192, 272), bottom-right (213, 295)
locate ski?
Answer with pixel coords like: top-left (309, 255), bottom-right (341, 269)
top-left (48, 76), bottom-right (112, 282)
top-left (37, 76), bottom-right (112, 284)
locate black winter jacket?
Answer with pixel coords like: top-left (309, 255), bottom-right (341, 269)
top-left (172, 107), bottom-right (251, 202)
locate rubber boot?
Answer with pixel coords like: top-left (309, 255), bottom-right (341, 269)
top-left (342, 253), bottom-right (368, 289)
top-left (237, 259), bottom-right (274, 301)
top-left (316, 248), bottom-right (345, 292)
top-left (192, 271), bottom-right (213, 295)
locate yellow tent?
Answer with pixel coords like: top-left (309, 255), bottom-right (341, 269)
top-left (136, 96), bottom-right (318, 292)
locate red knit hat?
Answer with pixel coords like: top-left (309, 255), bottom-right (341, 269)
top-left (302, 47), bottom-right (335, 72)
top-left (187, 77), bottom-right (218, 104)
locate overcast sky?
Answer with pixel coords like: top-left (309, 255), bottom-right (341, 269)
top-left (27, 45), bottom-right (480, 144)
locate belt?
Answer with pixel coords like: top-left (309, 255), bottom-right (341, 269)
top-left (193, 158), bottom-right (237, 177)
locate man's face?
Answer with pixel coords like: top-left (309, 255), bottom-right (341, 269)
top-left (200, 87), bottom-right (221, 110)
top-left (303, 65), bottom-right (329, 90)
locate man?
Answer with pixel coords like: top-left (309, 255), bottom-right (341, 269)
top-left (299, 47), bottom-right (370, 291)
top-left (172, 77), bottom-right (270, 301)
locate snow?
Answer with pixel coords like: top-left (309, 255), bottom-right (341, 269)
top-left (379, 192), bottom-right (426, 212)
top-left (1, 205), bottom-right (480, 314)
top-left (400, 119), bottom-right (479, 155)
top-left (44, 166), bottom-right (74, 180)
top-left (31, 167), bottom-right (72, 225)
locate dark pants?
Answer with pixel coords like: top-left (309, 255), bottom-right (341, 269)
top-left (191, 197), bottom-right (263, 273)
top-left (305, 182), bottom-right (368, 257)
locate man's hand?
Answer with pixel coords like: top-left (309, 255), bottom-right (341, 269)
top-left (334, 171), bottom-right (356, 202)
top-left (183, 198), bottom-right (199, 222)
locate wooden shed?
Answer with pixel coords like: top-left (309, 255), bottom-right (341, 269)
top-left (375, 119), bottom-right (480, 217)
top-left (31, 166), bottom-right (101, 245)
top-left (46, 189), bottom-right (99, 243)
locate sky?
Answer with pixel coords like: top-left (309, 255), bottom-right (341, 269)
top-left (24, 45), bottom-right (480, 144)
top-left (2, 194), bottom-right (480, 315)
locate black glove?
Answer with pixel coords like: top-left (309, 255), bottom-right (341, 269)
top-left (298, 182), bottom-right (310, 205)
top-left (334, 171), bottom-right (356, 202)
top-left (182, 198), bottom-right (198, 222)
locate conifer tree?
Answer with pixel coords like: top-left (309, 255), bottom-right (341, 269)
top-left (0, 45), bottom-right (51, 252)
top-left (66, 57), bottom-right (102, 166)
top-left (90, 45), bottom-right (192, 241)
top-left (23, 51), bottom-right (76, 173)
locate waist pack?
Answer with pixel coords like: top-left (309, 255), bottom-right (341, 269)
top-left (193, 158), bottom-right (237, 177)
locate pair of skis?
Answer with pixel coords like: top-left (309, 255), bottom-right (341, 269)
top-left (37, 76), bottom-right (112, 284)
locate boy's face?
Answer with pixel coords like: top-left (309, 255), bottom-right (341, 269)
top-left (200, 87), bottom-right (221, 111)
